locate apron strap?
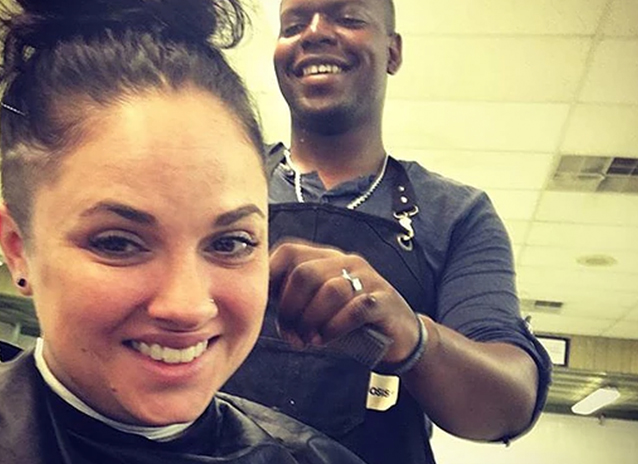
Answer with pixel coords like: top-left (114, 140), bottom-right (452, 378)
top-left (388, 158), bottom-right (420, 251)
top-left (268, 146), bottom-right (420, 250)
top-left (266, 142), bottom-right (287, 179)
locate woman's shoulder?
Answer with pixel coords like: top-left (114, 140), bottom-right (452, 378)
top-left (216, 392), bottom-right (366, 464)
top-left (0, 350), bottom-right (49, 464)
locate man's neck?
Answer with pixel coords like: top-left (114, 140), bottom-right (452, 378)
top-left (289, 125), bottom-right (387, 190)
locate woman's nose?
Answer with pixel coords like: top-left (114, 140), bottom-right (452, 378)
top-left (147, 258), bottom-right (218, 330)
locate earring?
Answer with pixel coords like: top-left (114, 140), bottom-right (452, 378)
top-left (16, 278), bottom-right (27, 288)
top-left (209, 298), bottom-right (216, 305)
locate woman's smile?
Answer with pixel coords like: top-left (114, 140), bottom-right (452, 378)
top-left (129, 339), bottom-right (209, 364)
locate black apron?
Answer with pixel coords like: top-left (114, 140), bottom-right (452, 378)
top-left (224, 156), bottom-right (439, 464)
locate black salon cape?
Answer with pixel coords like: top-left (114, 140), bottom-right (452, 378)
top-left (0, 351), bottom-right (366, 464)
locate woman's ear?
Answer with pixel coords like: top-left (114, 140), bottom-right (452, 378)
top-left (0, 204), bottom-right (31, 295)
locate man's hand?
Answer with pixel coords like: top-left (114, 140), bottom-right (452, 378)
top-left (270, 238), bottom-right (420, 364)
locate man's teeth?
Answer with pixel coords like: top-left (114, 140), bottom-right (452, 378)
top-left (302, 64), bottom-right (342, 76)
top-left (131, 340), bottom-right (208, 364)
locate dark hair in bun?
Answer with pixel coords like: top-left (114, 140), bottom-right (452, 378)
top-left (6, 0), bottom-right (247, 50)
top-left (0, 0), bottom-right (264, 236)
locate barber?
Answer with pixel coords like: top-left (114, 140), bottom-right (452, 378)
top-left (224, 1), bottom-right (552, 463)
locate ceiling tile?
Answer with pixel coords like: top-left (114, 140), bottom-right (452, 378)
top-left (396, 0), bottom-right (607, 35)
top-left (600, 320), bottom-right (638, 339)
top-left (534, 191), bottom-right (638, 227)
top-left (603, 0), bottom-right (638, 37)
top-left (253, 0), bottom-right (281, 35)
top-left (557, 301), bottom-right (631, 320)
top-left (225, 11), bottom-right (278, 93)
top-left (252, 91), bottom-right (291, 145)
top-left (384, 101), bottom-right (569, 152)
top-left (397, 150), bottom-right (554, 191)
top-left (579, 39), bottom-right (638, 104)
top-left (517, 266), bottom-right (638, 293)
top-left (512, 244), bottom-right (523, 264)
top-left (518, 246), bottom-right (638, 274)
top-left (526, 312), bottom-right (613, 337)
top-left (560, 104), bottom-right (638, 156)
top-left (517, 284), bottom-right (638, 309)
top-left (483, 189), bottom-right (541, 221)
top-left (527, 222), bottom-right (638, 252)
top-left (388, 37), bottom-right (590, 102)
top-left (502, 219), bottom-right (530, 245)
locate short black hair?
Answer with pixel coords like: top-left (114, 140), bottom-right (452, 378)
top-left (385, 0), bottom-right (396, 33)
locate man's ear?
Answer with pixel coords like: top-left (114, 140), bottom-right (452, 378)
top-left (0, 204), bottom-right (31, 295)
top-left (387, 32), bottom-right (402, 75)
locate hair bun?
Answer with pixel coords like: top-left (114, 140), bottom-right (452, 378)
top-left (10, 0), bottom-right (246, 48)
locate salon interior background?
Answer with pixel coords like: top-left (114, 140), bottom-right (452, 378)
top-left (0, 0), bottom-right (637, 461)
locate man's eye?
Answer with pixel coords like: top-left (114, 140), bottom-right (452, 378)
top-left (337, 16), bottom-right (366, 27)
top-left (281, 23), bottom-right (306, 37)
top-left (88, 232), bottom-right (148, 258)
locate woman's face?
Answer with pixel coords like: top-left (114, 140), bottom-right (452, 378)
top-left (2, 90), bottom-right (268, 425)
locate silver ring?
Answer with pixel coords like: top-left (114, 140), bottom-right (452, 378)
top-left (341, 268), bottom-right (363, 293)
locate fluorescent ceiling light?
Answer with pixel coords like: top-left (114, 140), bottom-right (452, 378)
top-left (571, 387), bottom-right (620, 415)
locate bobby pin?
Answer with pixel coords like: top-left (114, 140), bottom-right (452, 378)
top-left (1, 102), bottom-right (26, 116)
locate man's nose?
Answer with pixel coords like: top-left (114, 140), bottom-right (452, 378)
top-left (301, 13), bottom-right (337, 46)
top-left (147, 257), bottom-right (218, 330)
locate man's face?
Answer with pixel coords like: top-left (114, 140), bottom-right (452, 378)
top-left (274, 0), bottom-right (401, 134)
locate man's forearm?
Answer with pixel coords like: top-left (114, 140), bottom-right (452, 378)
top-left (403, 316), bottom-right (539, 441)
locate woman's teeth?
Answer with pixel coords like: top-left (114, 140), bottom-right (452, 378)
top-left (130, 340), bottom-right (208, 364)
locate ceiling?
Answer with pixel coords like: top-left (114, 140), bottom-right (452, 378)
top-left (226, 0), bottom-right (638, 341)
top-left (1, 0), bottom-right (637, 420)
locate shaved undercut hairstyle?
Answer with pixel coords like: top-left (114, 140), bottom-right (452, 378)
top-left (0, 0), bottom-right (265, 239)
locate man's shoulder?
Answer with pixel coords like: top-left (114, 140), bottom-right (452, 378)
top-left (216, 392), bottom-right (366, 464)
top-left (398, 158), bottom-right (483, 197)
top-left (394, 158), bottom-right (491, 219)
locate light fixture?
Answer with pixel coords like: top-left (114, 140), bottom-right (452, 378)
top-left (571, 387), bottom-right (620, 415)
top-left (576, 254), bottom-right (617, 268)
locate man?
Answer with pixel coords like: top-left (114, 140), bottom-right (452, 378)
top-left (224, 1), bottom-right (552, 463)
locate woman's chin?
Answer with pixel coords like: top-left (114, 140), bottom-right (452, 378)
top-left (106, 387), bottom-right (215, 426)
top-left (126, 402), bottom-right (209, 427)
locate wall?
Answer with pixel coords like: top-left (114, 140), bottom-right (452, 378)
top-left (0, 320), bottom-right (36, 348)
top-left (431, 412), bottom-right (638, 464)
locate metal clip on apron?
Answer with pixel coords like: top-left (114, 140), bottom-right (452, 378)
top-left (224, 154), bottom-right (438, 464)
top-left (391, 161), bottom-right (420, 251)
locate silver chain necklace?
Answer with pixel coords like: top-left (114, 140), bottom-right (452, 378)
top-left (283, 149), bottom-right (389, 210)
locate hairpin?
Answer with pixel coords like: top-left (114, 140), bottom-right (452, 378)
top-left (1, 102), bottom-right (26, 117)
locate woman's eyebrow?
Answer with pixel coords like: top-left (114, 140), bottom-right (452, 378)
top-left (214, 204), bottom-right (266, 227)
top-left (80, 201), bottom-right (156, 225)
top-left (80, 201), bottom-right (264, 227)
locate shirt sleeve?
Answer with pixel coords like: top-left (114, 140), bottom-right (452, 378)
top-left (434, 192), bottom-right (552, 439)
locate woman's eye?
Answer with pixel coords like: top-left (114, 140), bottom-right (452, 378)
top-left (205, 233), bottom-right (259, 260)
top-left (88, 232), bottom-right (149, 258)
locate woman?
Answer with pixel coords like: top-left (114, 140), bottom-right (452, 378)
top-left (0, 0), bottom-right (364, 463)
